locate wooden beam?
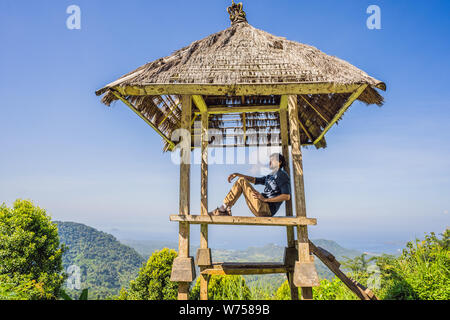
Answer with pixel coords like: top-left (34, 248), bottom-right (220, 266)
top-left (98, 83), bottom-right (363, 97)
top-left (313, 84), bottom-right (368, 146)
top-left (201, 262), bottom-right (290, 276)
top-left (192, 142), bottom-right (315, 149)
top-left (205, 104), bottom-right (278, 109)
top-left (195, 105), bottom-right (280, 115)
top-left (109, 90), bottom-right (176, 150)
top-left (170, 215), bottom-right (317, 226)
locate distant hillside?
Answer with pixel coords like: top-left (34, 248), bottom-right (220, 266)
top-left (56, 221), bottom-right (146, 299)
top-left (120, 239), bottom-right (179, 259)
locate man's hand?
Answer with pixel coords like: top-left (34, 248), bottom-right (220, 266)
top-left (228, 173), bottom-right (240, 183)
top-left (228, 173), bottom-right (256, 184)
top-left (252, 191), bottom-right (266, 202)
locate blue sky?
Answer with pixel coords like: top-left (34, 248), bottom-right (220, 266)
top-left (1, 0), bottom-right (449, 253)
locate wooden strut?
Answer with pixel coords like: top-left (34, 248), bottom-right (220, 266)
top-left (299, 95), bottom-right (330, 124)
top-left (309, 241), bottom-right (378, 300)
top-left (109, 90), bottom-right (176, 150)
top-left (313, 84), bottom-right (368, 146)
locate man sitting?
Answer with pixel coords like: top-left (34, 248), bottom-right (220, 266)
top-left (209, 153), bottom-right (291, 217)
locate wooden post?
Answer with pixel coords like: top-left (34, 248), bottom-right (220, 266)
top-left (170, 94), bottom-right (196, 300)
top-left (280, 96), bottom-right (295, 246)
top-left (288, 95), bottom-right (318, 300)
top-left (280, 95), bottom-right (298, 300)
top-left (193, 95), bottom-right (212, 300)
top-left (200, 111), bottom-right (209, 218)
top-left (178, 94), bottom-right (191, 300)
top-left (199, 110), bottom-right (210, 300)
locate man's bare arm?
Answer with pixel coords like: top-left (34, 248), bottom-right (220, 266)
top-left (252, 192), bottom-right (291, 202)
top-left (228, 173), bottom-right (256, 184)
top-left (262, 194), bottom-right (291, 202)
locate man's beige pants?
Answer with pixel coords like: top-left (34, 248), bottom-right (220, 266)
top-left (223, 177), bottom-right (272, 217)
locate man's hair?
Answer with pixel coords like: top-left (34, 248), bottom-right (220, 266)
top-left (270, 153), bottom-right (287, 170)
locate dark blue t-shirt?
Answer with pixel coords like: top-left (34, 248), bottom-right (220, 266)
top-left (255, 169), bottom-right (291, 216)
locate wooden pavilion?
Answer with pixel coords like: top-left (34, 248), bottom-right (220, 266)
top-left (95, 2), bottom-right (385, 300)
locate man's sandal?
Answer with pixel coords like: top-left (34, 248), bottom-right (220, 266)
top-left (208, 207), bottom-right (232, 216)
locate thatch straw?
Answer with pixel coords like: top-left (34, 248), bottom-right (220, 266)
top-left (96, 6), bottom-right (386, 151)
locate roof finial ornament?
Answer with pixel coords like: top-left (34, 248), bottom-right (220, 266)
top-left (227, 1), bottom-right (247, 25)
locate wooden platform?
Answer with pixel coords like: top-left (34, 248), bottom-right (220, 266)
top-left (200, 262), bottom-right (290, 275)
top-left (170, 215), bottom-right (317, 226)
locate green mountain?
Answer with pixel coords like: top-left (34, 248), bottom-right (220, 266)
top-left (56, 221), bottom-right (146, 299)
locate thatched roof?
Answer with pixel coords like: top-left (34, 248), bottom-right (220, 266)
top-left (96, 3), bottom-right (386, 151)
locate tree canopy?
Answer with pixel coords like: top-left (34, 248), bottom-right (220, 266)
top-left (0, 199), bottom-right (65, 299)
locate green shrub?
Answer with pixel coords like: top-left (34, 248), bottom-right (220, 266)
top-left (190, 275), bottom-right (251, 300)
top-left (117, 248), bottom-right (178, 300)
top-left (377, 230), bottom-right (449, 300)
top-left (274, 280), bottom-right (291, 300)
top-left (275, 278), bottom-right (357, 300)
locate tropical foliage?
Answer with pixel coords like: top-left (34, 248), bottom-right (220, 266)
top-left (0, 200), bottom-right (66, 300)
top-left (117, 248), bottom-right (178, 300)
top-left (375, 230), bottom-right (449, 300)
